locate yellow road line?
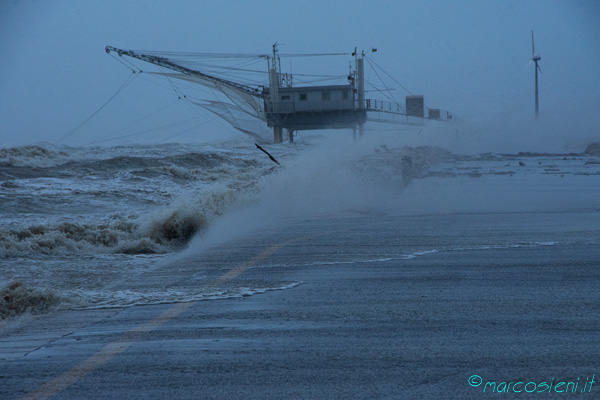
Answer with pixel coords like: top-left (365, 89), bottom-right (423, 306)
top-left (213, 240), bottom-right (289, 284)
top-left (22, 240), bottom-right (294, 400)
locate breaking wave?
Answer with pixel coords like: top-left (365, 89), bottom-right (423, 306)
top-left (0, 141), bottom-right (459, 260)
top-left (68, 150), bottom-right (262, 182)
top-left (0, 142), bottom-right (276, 258)
top-left (0, 143), bottom-right (263, 182)
top-left (0, 188), bottom-right (238, 257)
top-left (0, 281), bottom-right (60, 320)
top-left (0, 145), bottom-right (72, 168)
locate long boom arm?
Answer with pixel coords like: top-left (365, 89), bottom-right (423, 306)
top-left (105, 46), bottom-right (264, 98)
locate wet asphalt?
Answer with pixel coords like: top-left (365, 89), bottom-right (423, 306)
top-left (1, 212), bottom-right (599, 399)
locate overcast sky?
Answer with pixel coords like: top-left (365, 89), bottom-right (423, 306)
top-left (1, 0), bottom-right (599, 149)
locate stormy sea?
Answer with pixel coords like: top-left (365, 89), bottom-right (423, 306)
top-left (1, 136), bottom-right (599, 321)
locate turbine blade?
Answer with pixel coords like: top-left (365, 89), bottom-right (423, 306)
top-left (537, 63), bottom-right (542, 74)
top-left (524, 60), bottom-right (533, 70)
top-left (531, 31), bottom-right (535, 57)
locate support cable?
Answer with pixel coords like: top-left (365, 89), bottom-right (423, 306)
top-left (158, 115), bottom-right (218, 143)
top-left (368, 56), bottom-right (413, 95)
top-left (109, 53), bottom-right (138, 73)
top-left (58, 72), bottom-right (137, 143)
top-left (91, 98), bottom-right (182, 144)
top-left (365, 57), bottom-right (397, 103)
top-left (364, 78), bottom-right (396, 103)
top-left (91, 115), bottom-right (210, 144)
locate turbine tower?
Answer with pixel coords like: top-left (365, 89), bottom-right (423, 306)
top-left (529, 30), bottom-right (542, 119)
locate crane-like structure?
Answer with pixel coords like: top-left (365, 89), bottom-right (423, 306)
top-left (106, 45), bottom-right (452, 143)
top-left (105, 46), bottom-right (262, 98)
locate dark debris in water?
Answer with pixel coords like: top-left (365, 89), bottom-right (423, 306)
top-left (0, 281), bottom-right (60, 320)
top-left (151, 211), bottom-right (207, 243)
top-left (584, 143), bottom-right (600, 157)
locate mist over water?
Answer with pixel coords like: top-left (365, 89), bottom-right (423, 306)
top-left (182, 135), bottom-right (436, 255)
top-left (182, 125), bottom-right (600, 256)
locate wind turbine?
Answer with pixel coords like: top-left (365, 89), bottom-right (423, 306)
top-left (527, 30), bottom-right (542, 119)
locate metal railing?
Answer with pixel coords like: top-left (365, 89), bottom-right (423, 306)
top-left (265, 98), bottom-right (453, 121)
top-left (265, 100), bottom-right (359, 114)
top-left (365, 99), bottom-right (406, 115)
top-left (366, 99), bottom-right (452, 121)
